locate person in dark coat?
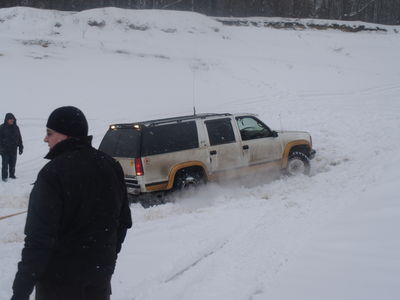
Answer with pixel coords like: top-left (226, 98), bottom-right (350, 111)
top-left (0, 113), bottom-right (23, 181)
top-left (11, 106), bottom-right (132, 300)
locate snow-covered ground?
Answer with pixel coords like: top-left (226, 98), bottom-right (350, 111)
top-left (1, 7), bottom-right (400, 300)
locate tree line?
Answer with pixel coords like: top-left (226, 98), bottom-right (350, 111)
top-left (1, 0), bottom-right (399, 25)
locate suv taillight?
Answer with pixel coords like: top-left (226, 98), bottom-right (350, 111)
top-left (135, 158), bottom-right (144, 176)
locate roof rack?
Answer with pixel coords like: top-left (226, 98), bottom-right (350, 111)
top-left (112, 113), bottom-right (232, 128)
top-left (146, 113), bottom-right (231, 126)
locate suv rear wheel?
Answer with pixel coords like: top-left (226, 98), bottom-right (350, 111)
top-left (287, 151), bottom-right (310, 176)
top-left (174, 168), bottom-right (205, 190)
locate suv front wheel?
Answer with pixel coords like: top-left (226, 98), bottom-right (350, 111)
top-left (286, 151), bottom-right (310, 176)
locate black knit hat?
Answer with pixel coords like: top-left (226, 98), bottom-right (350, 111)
top-left (46, 106), bottom-right (88, 137)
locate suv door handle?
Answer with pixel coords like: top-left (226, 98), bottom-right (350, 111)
top-left (243, 145), bottom-right (249, 150)
top-left (210, 150), bottom-right (217, 155)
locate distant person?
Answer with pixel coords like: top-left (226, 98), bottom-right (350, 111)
top-left (11, 106), bottom-right (132, 300)
top-left (0, 113), bottom-right (23, 182)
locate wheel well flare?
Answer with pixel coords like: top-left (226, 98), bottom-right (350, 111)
top-left (167, 162), bottom-right (208, 190)
top-left (281, 140), bottom-right (311, 168)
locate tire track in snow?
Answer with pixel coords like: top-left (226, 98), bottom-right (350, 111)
top-left (298, 82), bottom-right (400, 99)
top-left (164, 240), bottom-right (229, 283)
top-left (145, 160), bottom-right (371, 300)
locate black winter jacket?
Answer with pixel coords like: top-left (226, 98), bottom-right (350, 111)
top-left (0, 113), bottom-right (23, 154)
top-left (12, 137), bottom-right (132, 298)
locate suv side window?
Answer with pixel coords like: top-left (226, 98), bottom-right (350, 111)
top-left (236, 116), bottom-right (272, 141)
top-left (142, 121), bottom-right (199, 156)
top-left (205, 118), bottom-right (236, 146)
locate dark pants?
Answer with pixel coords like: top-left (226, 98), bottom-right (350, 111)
top-left (35, 277), bottom-right (112, 300)
top-left (1, 150), bottom-right (17, 180)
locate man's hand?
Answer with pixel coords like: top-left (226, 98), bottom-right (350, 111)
top-left (19, 148), bottom-right (23, 155)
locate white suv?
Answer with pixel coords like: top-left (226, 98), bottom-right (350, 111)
top-left (99, 113), bottom-right (315, 206)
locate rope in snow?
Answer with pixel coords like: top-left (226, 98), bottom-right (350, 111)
top-left (0, 210), bottom-right (27, 221)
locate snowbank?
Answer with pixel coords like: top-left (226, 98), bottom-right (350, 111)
top-left (0, 7), bottom-right (224, 38)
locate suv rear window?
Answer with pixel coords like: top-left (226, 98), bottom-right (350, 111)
top-left (142, 121), bottom-right (198, 156)
top-left (99, 128), bottom-right (141, 158)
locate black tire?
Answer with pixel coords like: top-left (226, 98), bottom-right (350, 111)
top-left (286, 151), bottom-right (310, 176)
top-left (173, 169), bottom-right (205, 191)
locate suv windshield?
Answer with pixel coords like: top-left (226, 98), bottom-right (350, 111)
top-left (99, 128), bottom-right (141, 158)
top-left (236, 116), bottom-right (272, 140)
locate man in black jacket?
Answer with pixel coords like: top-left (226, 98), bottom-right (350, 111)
top-left (0, 113), bottom-right (23, 181)
top-left (11, 106), bottom-right (132, 300)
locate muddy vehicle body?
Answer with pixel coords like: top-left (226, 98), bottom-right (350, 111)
top-left (99, 113), bottom-right (315, 206)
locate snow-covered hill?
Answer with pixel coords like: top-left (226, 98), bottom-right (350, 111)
top-left (1, 7), bottom-right (399, 300)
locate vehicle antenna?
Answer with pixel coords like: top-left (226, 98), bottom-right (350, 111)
top-left (279, 112), bottom-right (285, 151)
top-left (192, 67), bottom-right (197, 115)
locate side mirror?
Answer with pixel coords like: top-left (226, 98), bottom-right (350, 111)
top-left (271, 131), bottom-right (278, 137)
